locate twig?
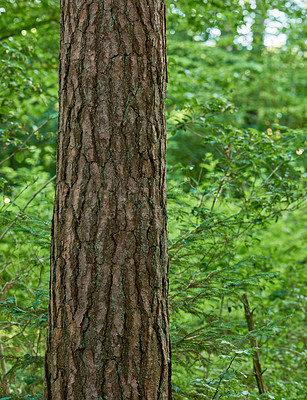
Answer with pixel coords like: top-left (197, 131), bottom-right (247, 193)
top-left (211, 353), bottom-right (237, 400)
top-left (0, 117), bottom-right (56, 167)
top-left (0, 175), bottom-right (56, 243)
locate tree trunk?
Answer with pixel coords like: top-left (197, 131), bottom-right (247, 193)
top-left (44, 1), bottom-right (172, 399)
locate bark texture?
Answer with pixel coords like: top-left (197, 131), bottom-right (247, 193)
top-left (44, 1), bottom-right (171, 399)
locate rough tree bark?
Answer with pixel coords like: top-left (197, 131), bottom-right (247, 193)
top-left (44, 1), bottom-right (172, 399)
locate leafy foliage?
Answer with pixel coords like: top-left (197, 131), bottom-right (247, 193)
top-left (167, 101), bottom-right (306, 399)
top-left (0, 0), bottom-right (306, 399)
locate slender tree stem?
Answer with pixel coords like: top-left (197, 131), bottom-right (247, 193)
top-left (242, 293), bottom-right (268, 395)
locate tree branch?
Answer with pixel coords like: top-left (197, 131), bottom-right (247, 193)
top-left (0, 175), bottom-right (56, 243)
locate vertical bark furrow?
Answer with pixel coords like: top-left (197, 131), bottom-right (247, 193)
top-left (45, 0), bottom-right (171, 399)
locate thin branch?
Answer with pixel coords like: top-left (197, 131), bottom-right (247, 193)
top-left (0, 18), bottom-right (59, 41)
top-left (0, 175), bottom-right (56, 243)
top-left (0, 344), bottom-right (7, 376)
top-left (0, 116), bottom-right (56, 167)
top-left (211, 354), bottom-right (237, 400)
